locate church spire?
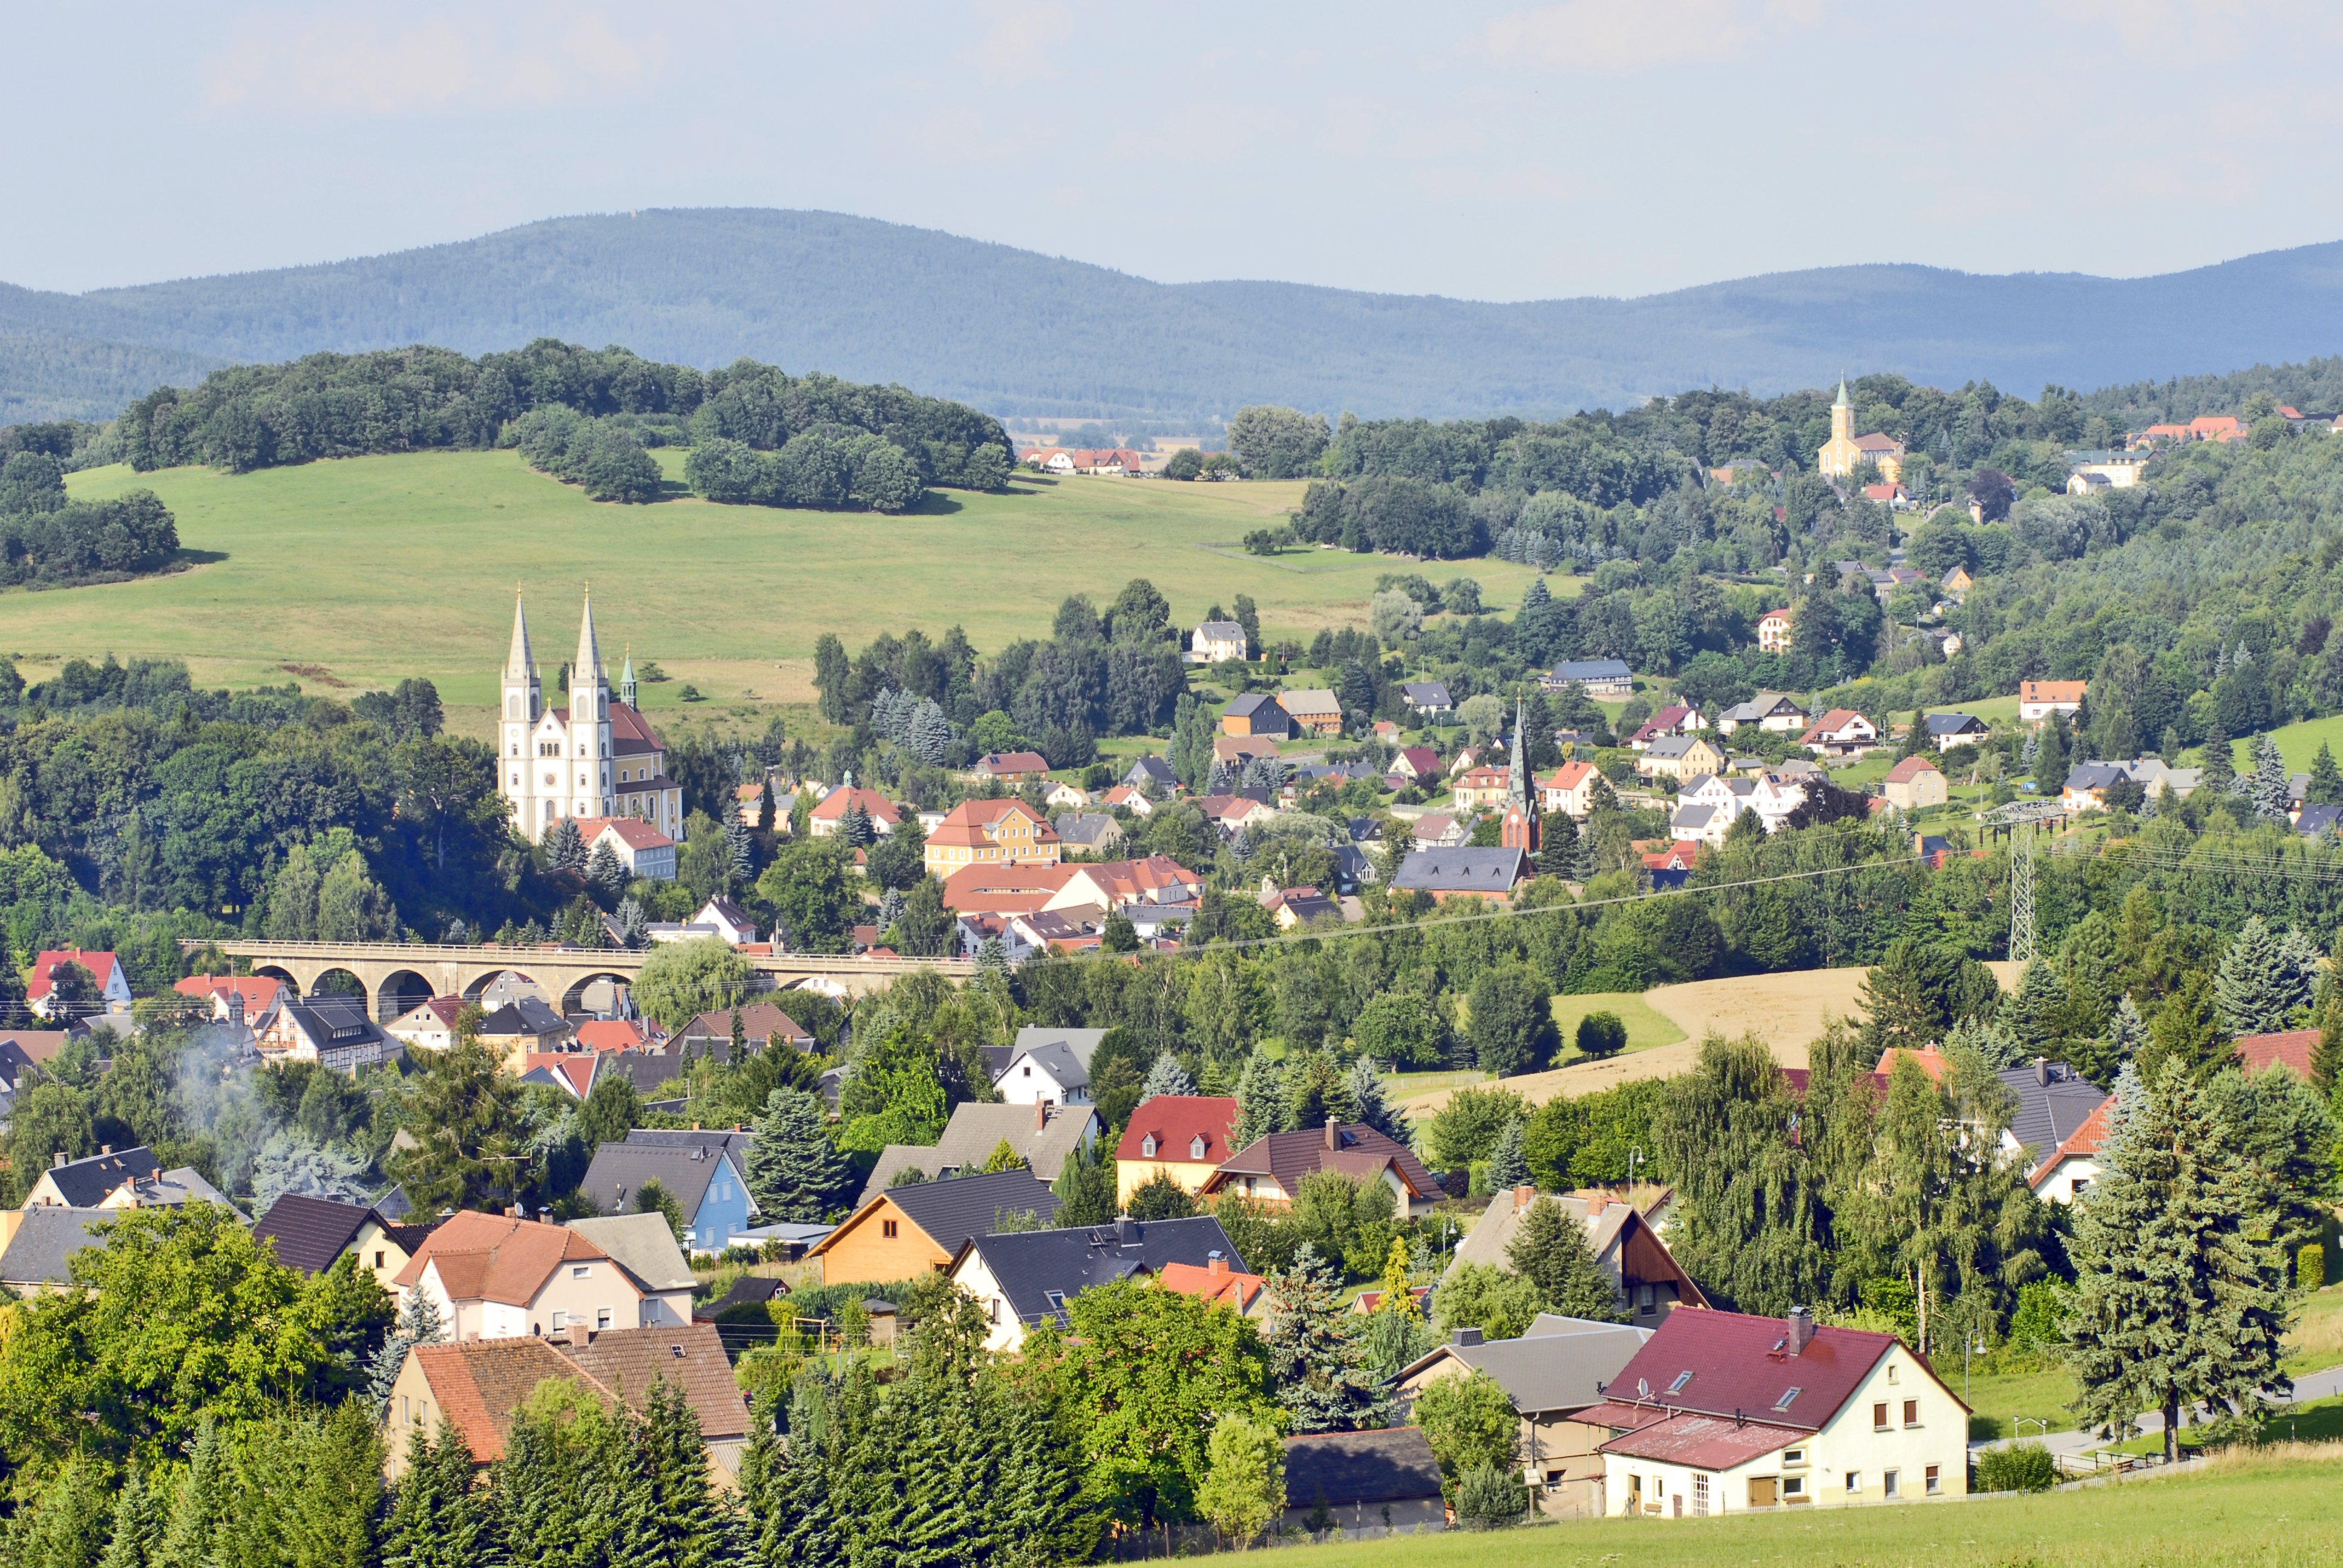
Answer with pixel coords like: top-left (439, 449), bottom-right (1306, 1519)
top-left (620, 644), bottom-right (637, 708)
top-left (574, 584), bottom-right (603, 685)
top-left (1509, 696), bottom-right (1530, 812)
top-left (1833, 374), bottom-right (1851, 409)
top-left (505, 587), bottom-right (533, 679)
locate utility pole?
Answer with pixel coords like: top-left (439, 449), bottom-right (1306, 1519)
top-left (1981, 801), bottom-right (2064, 969)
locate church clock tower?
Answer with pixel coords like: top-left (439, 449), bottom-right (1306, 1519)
top-left (567, 588), bottom-right (614, 821)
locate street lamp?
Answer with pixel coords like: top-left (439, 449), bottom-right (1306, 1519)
top-left (1965, 1336), bottom-right (1985, 1405)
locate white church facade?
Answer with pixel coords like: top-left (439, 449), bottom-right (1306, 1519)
top-left (499, 590), bottom-right (686, 845)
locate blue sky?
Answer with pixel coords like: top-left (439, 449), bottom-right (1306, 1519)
top-left (10, 1), bottom-right (2338, 300)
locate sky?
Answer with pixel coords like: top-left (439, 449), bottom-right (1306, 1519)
top-left (9, 1), bottom-right (2341, 302)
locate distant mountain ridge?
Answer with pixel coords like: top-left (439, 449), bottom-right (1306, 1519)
top-left (5, 207), bottom-right (2343, 425)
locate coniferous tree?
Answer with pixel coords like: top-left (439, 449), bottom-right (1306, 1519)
top-left (1262, 1243), bottom-right (1390, 1433)
top-left (1230, 1050), bottom-right (1286, 1148)
top-left (2313, 988), bottom-right (2343, 1094)
top-left (1505, 1195), bottom-right (1624, 1322)
top-left (382, 1420), bottom-right (485, 1568)
top-left (2215, 916), bottom-right (2312, 1037)
top-left (586, 840), bottom-right (627, 903)
top-left (97, 1467), bottom-right (165, 1568)
top-left (2034, 713), bottom-right (2070, 793)
top-left (2250, 733), bottom-right (2292, 823)
top-left (545, 816), bottom-right (586, 874)
top-left (2065, 1060), bottom-right (2290, 1463)
top-left (724, 816), bottom-right (756, 882)
top-left (2071, 993), bottom-right (2148, 1089)
top-left (2199, 717), bottom-right (2235, 794)
top-left (2309, 741), bottom-right (2343, 807)
top-left (995, 1390), bottom-right (1096, 1566)
top-left (1050, 1137), bottom-right (1118, 1227)
top-left (1137, 1054), bottom-right (1197, 1104)
top-left (18, 1457), bottom-right (114, 1568)
top-left (158, 1416), bottom-right (228, 1568)
top-left (1485, 1118), bottom-right (1529, 1190)
top-left (1342, 1054), bottom-right (1408, 1145)
top-left (634, 1380), bottom-right (723, 1568)
top-left (367, 1290), bottom-right (448, 1414)
top-left (1999, 958), bottom-right (2069, 1064)
top-left (745, 1088), bottom-right (852, 1221)
top-left (1534, 810), bottom-right (1578, 878)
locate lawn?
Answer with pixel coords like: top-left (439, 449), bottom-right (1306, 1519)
top-left (1549, 990), bottom-right (1686, 1061)
top-left (1294, 1446), bottom-right (2343, 1568)
top-left (2235, 711), bottom-right (2343, 774)
top-left (32, 454), bottom-right (1558, 733)
top-left (2107, 1394), bottom-right (2343, 1456)
top-left (1956, 1359), bottom-right (2083, 1442)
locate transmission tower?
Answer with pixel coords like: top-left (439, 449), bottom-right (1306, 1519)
top-left (1981, 800), bottom-right (2065, 968)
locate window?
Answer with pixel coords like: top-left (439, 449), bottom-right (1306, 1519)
top-left (882, 1220), bottom-right (899, 1239)
top-left (1190, 1134), bottom-right (1207, 1159)
top-left (1638, 1284), bottom-right (1656, 1313)
top-left (1774, 1387), bottom-right (1801, 1411)
top-left (596, 1308), bottom-right (612, 1330)
top-left (1781, 1448), bottom-right (1806, 1468)
top-left (1022, 1066), bottom-right (1032, 1077)
top-left (1141, 1134), bottom-right (1158, 1157)
top-left (551, 1311), bottom-right (569, 1330)
top-left (1924, 1465), bottom-right (1941, 1495)
top-left (1883, 1469), bottom-right (1899, 1500)
top-left (1781, 1476), bottom-right (1804, 1498)
top-left (1044, 1290), bottom-right (1066, 1311)
top-left (1844, 1472), bottom-right (1861, 1494)
top-left (1667, 1371), bottom-right (1694, 1394)
top-left (1886, 1362), bottom-right (1899, 1384)
top-left (572, 1265), bottom-right (591, 1279)
top-left (1903, 1399), bottom-right (1919, 1426)
top-left (1691, 1474), bottom-right (1709, 1517)
top-left (374, 1251), bottom-right (385, 1269)
top-left (401, 1395), bottom-right (410, 1425)
top-left (1873, 1402), bottom-right (1890, 1431)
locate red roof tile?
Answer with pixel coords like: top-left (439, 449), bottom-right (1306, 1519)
top-left (1117, 1096), bottom-right (1241, 1165)
top-left (27, 950), bottom-right (119, 1001)
top-left (2234, 1028), bottom-right (2316, 1079)
top-left (1594, 1308), bottom-right (1913, 1432)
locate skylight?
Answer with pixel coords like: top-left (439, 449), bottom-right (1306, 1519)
top-left (1774, 1387), bottom-right (1801, 1411)
top-left (1668, 1371), bottom-right (1694, 1394)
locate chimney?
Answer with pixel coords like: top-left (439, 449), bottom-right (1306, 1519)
top-left (1452, 1327), bottom-right (1483, 1347)
top-left (1035, 1102), bottom-right (1048, 1132)
top-left (1786, 1305), bottom-right (1815, 1355)
top-left (100, 1145), bottom-right (112, 1157)
top-left (1115, 1217), bottom-right (1139, 1246)
top-left (2035, 1057), bottom-right (2050, 1086)
top-left (539, 1207), bottom-right (552, 1223)
top-left (1513, 1184), bottom-right (1535, 1212)
top-left (52, 1152), bottom-right (65, 1169)
top-left (1325, 1117), bottom-right (1338, 1150)
top-left (1587, 1191), bottom-right (1610, 1218)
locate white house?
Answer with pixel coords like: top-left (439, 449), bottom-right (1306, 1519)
top-left (1190, 621), bottom-right (1247, 664)
top-left (1798, 710), bottom-right (1879, 759)
top-left (993, 1030), bottom-right (1098, 1106)
top-left (1538, 761), bottom-right (1603, 818)
top-left (386, 996), bottom-right (467, 1054)
top-left (576, 817), bottom-right (677, 881)
top-left (2017, 681), bottom-right (2086, 724)
top-left (1715, 693), bottom-right (1809, 736)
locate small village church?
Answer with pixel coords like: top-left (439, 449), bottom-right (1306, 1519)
top-left (499, 590), bottom-right (684, 844)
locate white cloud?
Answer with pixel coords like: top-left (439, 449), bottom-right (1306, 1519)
top-left (1482, 0), bottom-right (1820, 73)
top-left (202, 8), bottom-right (662, 115)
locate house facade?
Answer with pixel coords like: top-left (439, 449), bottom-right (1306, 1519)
top-left (1221, 694), bottom-right (1294, 738)
top-left (807, 1169), bottom-right (1061, 1285)
top-left (1115, 1095), bottom-right (1241, 1203)
top-left (1755, 610), bottom-right (1795, 655)
top-left (1636, 734), bottom-right (1727, 782)
top-left (1799, 710), bottom-right (1879, 758)
top-left (923, 799), bottom-right (1063, 877)
top-left (1277, 689), bottom-right (1345, 736)
top-left (393, 1210), bottom-right (666, 1341)
top-left (1191, 621), bottom-right (1247, 663)
top-left (27, 950), bottom-right (133, 1019)
top-left (2018, 680), bottom-right (2087, 724)
top-left (576, 1141), bottom-right (758, 1255)
top-left (1541, 659), bottom-right (1633, 698)
top-left (1881, 756), bottom-right (1947, 811)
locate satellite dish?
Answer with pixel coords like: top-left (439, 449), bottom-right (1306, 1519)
top-left (1636, 1377), bottom-right (1650, 1399)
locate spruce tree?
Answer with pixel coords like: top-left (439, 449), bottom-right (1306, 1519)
top-left (545, 816), bottom-right (586, 873)
top-left (2199, 717), bottom-right (2235, 793)
top-left (1505, 1195), bottom-right (1624, 1322)
top-left (586, 840), bottom-right (627, 902)
top-left (97, 1468), bottom-right (165, 1568)
top-left (2034, 713), bottom-right (2071, 793)
top-left (1998, 958), bottom-right (2068, 1064)
top-left (381, 1420), bottom-right (484, 1568)
top-left (2065, 1059), bottom-right (2290, 1462)
top-left (1535, 809), bottom-right (1578, 878)
top-left (745, 1088), bottom-right (852, 1221)
top-left (19, 1457), bottom-right (114, 1568)
top-left (2313, 989), bottom-right (2343, 1094)
top-left (1050, 1138), bottom-right (1118, 1226)
top-left (367, 1290), bottom-right (448, 1414)
top-left (724, 816), bottom-right (755, 881)
top-left (158, 1416), bottom-right (228, 1568)
top-left (1263, 1244), bottom-right (1390, 1433)
top-left (1343, 1054), bottom-right (1408, 1144)
top-left (634, 1380), bottom-right (723, 1568)
top-left (2215, 915), bottom-right (2305, 1037)
top-left (996, 1391), bottom-right (1096, 1566)
top-left (1486, 1117), bottom-right (1530, 1190)
top-left (1137, 1053), bottom-right (1197, 1104)
top-left (2310, 741), bottom-right (2343, 806)
top-left (1230, 1051), bottom-right (1286, 1148)
top-left (2250, 734), bottom-right (2292, 822)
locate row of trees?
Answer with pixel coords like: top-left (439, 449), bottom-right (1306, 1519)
top-left (0, 450), bottom-right (180, 589)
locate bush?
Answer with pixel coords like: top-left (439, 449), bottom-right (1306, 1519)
top-left (1973, 1442), bottom-right (2057, 1493)
top-left (2301, 1243), bottom-right (2327, 1290)
top-left (1453, 1462), bottom-right (1529, 1529)
top-left (1575, 1011), bottom-right (1628, 1059)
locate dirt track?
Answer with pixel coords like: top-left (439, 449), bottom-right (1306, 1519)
top-left (1399, 961), bottom-right (2020, 1120)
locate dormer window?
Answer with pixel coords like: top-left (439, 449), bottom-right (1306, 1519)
top-left (1190, 1135), bottom-right (1207, 1160)
top-left (1774, 1387), bottom-right (1801, 1411)
top-left (1141, 1134), bottom-right (1158, 1157)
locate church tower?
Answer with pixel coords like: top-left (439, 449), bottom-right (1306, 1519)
top-left (567, 588), bottom-right (614, 821)
top-left (1501, 697), bottom-right (1538, 854)
top-left (620, 645), bottom-right (637, 709)
top-left (1818, 375), bottom-right (1862, 479)
top-left (1830, 375), bottom-right (1854, 446)
top-left (500, 589), bottom-right (541, 757)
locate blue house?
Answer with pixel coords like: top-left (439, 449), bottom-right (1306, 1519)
top-left (578, 1137), bottom-right (758, 1255)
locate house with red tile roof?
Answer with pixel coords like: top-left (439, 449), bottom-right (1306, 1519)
top-left (1390, 746), bottom-right (1443, 783)
top-left (1116, 1095), bottom-right (1241, 1204)
top-left (174, 973), bottom-right (283, 1024)
top-left (2017, 680), bottom-right (2086, 724)
top-left (1798, 710), bottom-right (1878, 758)
top-left (2233, 1027), bottom-right (2318, 1080)
top-left (1582, 1305), bottom-right (1968, 1516)
top-left (572, 817), bottom-right (677, 881)
top-left (572, 1018), bottom-right (655, 1053)
top-left (386, 996), bottom-right (469, 1054)
top-left (924, 797), bottom-right (1060, 877)
top-left (27, 950), bottom-right (131, 1019)
top-left (972, 751), bottom-right (1052, 783)
top-left (392, 1209), bottom-right (678, 1342)
top-left (1201, 1120), bottom-right (1443, 1218)
top-left (1539, 760), bottom-right (1601, 818)
top-left (808, 784), bottom-right (902, 839)
top-left (1881, 754), bottom-right (1946, 811)
top-left (1157, 1254), bottom-right (1270, 1318)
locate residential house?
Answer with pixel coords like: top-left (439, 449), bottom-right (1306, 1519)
top-left (1626, 705), bottom-right (1703, 750)
top-left (1116, 1096), bottom-right (1242, 1204)
top-left (806, 1168), bottom-right (1061, 1285)
top-left (255, 994), bottom-right (398, 1071)
top-left (942, 864), bottom-right (1079, 923)
top-left (1261, 884), bottom-right (1341, 928)
top-left (174, 974), bottom-right (284, 1024)
top-left (474, 997), bottom-right (573, 1072)
top-left (923, 798), bottom-right (1062, 877)
top-left (1448, 1185), bottom-right (1708, 1324)
top-left (1715, 693), bottom-right (1807, 735)
top-left (1542, 659), bottom-right (1634, 698)
top-left (19, 1144), bottom-right (154, 1208)
top-left (972, 751), bottom-right (1052, 783)
top-left (1043, 780), bottom-right (1090, 811)
top-left (1581, 1307), bottom-right (1970, 1515)
top-left (1669, 801), bottom-right (1729, 847)
top-left (695, 897), bottom-right (759, 945)
top-left (1452, 765), bottom-right (1512, 810)
top-left (0, 1207), bottom-right (110, 1295)
top-left (1881, 756), bottom-right (1947, 811)
top-left (519, 1054), bottom-right (602, 1099)
top-left (2018, 680), bottom-right (2087, 724)
top-left (856, 1101), bottom-right (1100, 1207)
top-left (1636, 734), bottom-right (1728, 782)
top-left (2232, 1028), bottom-right (2318, 1079)
top-left (576, 1140), bottom-right (758, 1255)
top-left (1198, 792), bottom-right (1280, 837)
top-left (1996, 1059), bottom-right (2109, 1181)
top-left (1191, 621), bottom-right (1247, 664)
top-left (27, 950), bottom-right (134, 1019)
top-left (382, 1324), bottom-right (749, 1485)
top-left (1211, 735), bottom-right (1280, 768)
top-left (1922, 713), bottom-right (1988, 751)
top-left (577, 818), bottom-right (677, 881)
top-left (564, 1212), bottom-right (701, 1326)
top-left (2026, 1099), bottom-right (2112, 1204)
top-left (1221, 693), bottom-right (1294, 738)
top-left (1055, 855), bottom-right (1204, 913)
top-left (1389, 846), bottom-right (1531, 903)
top-left (1679, 771), bottom-right (1804, 834)
top-left (1120, 756), bottom-right (1178, 794)
top-left (948, 1213), bottom-right (1246, 1352)
top-left (1401, 681), bottom-right (1454, 716)
top-left (1861, 483), bottom-right (1907, 506)
top-left (1278, 689), bottom-right (1346, 737)
top-left (1396, 1314), bottom-right (1657, 1517)
top-left (673, 1003), bottom-right (814, 1056)
top-left (1279, 1429), bottom-right (1447, 1534)
top-left (1941, 566), bottom-right (1974, 595)
top-left (1537, 760), bottom-right (1602, 818)
top-left (1798, 710), bottom-right (1879, 759)
top-left (1371, 719), bottom-right (1401, 742)
top-left (1390, 746), bottom-right (1443, 785)
top-left (1020, 447), bottom-right (1076, 472)
top-left (808, 785), bottom-right (902, 839)
top-left (252, 1194), bottom-right (439, 1290)
top-left (1054, 812), bottom-right (1125, 854)
top-left (995, 1036), bottom-right (1092, 1106)
top-left (1157, 1252), bottom-right (1271, 1319)
top-left (1409, 811), bottom-right (1467, 848)
top-left (1100, 784), bottom-right (1155, 816)
top-left (1200, 1120), bottom-right (1444, 1218)
top-left (1755, 609), bottom-right (1795, 655)
top-left (393, 1210), bottom-right (662, 1341)
top-left (1071, 448), bottom-right (1143, 474)
top-left (386, 996), bottom-right (468, 1054)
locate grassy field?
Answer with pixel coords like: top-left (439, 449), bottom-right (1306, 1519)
top-left (1550, 990), bottom-right (1686, 1059)
top-left (1295, 1446), bottom-right (2343, 1568)
top-left (28, 453), bottom-right (1563, 733)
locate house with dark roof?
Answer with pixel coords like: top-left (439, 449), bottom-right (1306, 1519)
top-left (1579, 1306), bottom-right (1968, 1515)
top-left (854, 1101), bottom-right (1099, 1209)
top-left (1396, 1314), bottom-right (1654, 1517)
top-left (1220, 693), bottom-right (1294, 739)
top-left (1400, 681), bottom-right (1453, 715)
top-left (564, 1213), bottom-right (699, 1323)
top-left (1116, 1095), bottom-right (1241, 1206)
top-left (1388, 846), bottom-right (1530, 903)
top-left (1540, 659), bottom-right (1633, 697)
top-left (1447, 1186), bottom-right (1706, 1324)
top-left (473, 996), bottom-right (572, 1071)
top-left (576, 1140), bottom-right (758, 1256)
top-left (1279, 1428), bottom-right (1447, 1534)
top-left (383, 1323), bottom-right (749, 1485)
top-left (1121, 756), bottom-right (1179, 794)
top-left (807, 1168), bottom-right (1060, 1287)
top-left (22, 1145), bottom-right (163, 1209)
top-left (948, 1213), bottom-right (1244, 1352)
top-left (995, 1026), bottom-right (1106, 1105)
top-left (1201, 1120), bottom-right (1443, 1218)
top-left (1921, 713), bottom-right (1988, 750)
top-left (0, 1207), bottom-right (111, 1293)
top-left (1994, 1059), bottom-right (2108, 1181)
top-left (251, 1194), bottom-right (439, 1290)
top-left (255, 994), bottom-right (396, 1071)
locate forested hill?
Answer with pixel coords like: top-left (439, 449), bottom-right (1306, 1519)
top-left (6, 208), bottom-right (2343, 422)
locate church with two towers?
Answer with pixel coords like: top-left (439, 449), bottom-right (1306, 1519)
top-left (499, 590), bottom-right (684, 845)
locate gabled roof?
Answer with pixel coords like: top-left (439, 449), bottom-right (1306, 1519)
top-left (1003, 1039), bottom-right (1090, 1093)
top-left (578, 817), bottom-right (675, 851)
top-left (34, 1146), bottom-right (161, 1207)
top-left (2019, 679), bottom-right (2087, 702)
top-left (251, 1194), bottom-right (387, 1275)
top-left (1924, 712), bottom-right (1986, 734)
top-left (1281, 1428), bottom-right (1444, 1508)
top-left (814, 1168), bottom-right (1062, 1260)
top-left (954, 1214), bottom-right (1242, 1329)
top-left (574, 1019), bottom-right (652, 1052)
top-left (1194, 620), bottom-right (1244, 639)
top-left (393, 1210), bottom-right (610, 1305)
top-left (1389, 847), bottom-right (1529, 894)
top-left (1012, 1025), bottom-right (1107, 1068)
top-left (1547, 659), bottom-right (1633, 680)
top-left (856, 1103), bottom-right (1100, 1207)
top-left (0, 1207), bottom-right (111, 1286)
top-left (1116, 1095), bottom-right (1241, 1165)
top-left (675, 1004), bottom-right (813, 1048)
top-left (174, 974), bottom-right (284, 1013)
top-left (1156, 1258), bottom-right (1268, 1313)
top-left (1213, 1122), bottom-right (1439, 1199)
top-left (1883, 754), bottom-right (1941, 783)
top-left (2234, 1028), bottom-right (2318, 1079)
top-left (809, 785), bottom-right (901, 825)
top-left (1401, 681), bottom-right (1452, 705)
top-left (577, 1142), bottom-right (748, 1221)
top-left (1995, 1061), bottom-right (2108, 1169)
top-left (975, 751), bottom-right (1050, 773)
top-left (476, 996), bottom-right (569, 1038)
top-left (549, 1322), bottom-right (747, 1440)
top-left (1222, 693), bottom-right (1283, 720)
top-left (1596, 1410), bottom-right (1810, 1468)
top-left (1642, 734), bottom-right (1714, 760)
top-left (1277, 688), bottom-right (1343, 717)
top-left (27, 950), bottom-right (120, 1002)
top-left (1397, 1314), bottom-right (1654, 1415)
top-left (408, 1338), bottom-right (590, 1463)
top-left (2029, 1097), bottom-right (2114, 1187)
top-left (1590, 1307), bottom-right (1912, 1433)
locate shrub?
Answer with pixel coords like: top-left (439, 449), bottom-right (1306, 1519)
top-left (2301, 1243), bottom-right (2327, 1290)
top-left (1974, 1442), bottom-right (2057, 1493)
top-left (1575, 1011), bottom-right (1628, 1059)
top-left (1453, 1462), bottom-right (1529, 1529)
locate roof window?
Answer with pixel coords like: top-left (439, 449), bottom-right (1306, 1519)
top-left (1774, 1387), bottom-right (1801, 1411)
top-left (1667, 1371), bottom-right (1694, 1394)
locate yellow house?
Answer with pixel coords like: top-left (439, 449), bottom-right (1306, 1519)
top-left (922, 799), bottom-right (1063, 878)
top-left (1636, 734), bottom-right (1728, 783)
top-left (1817, 379), bottom-right (1904, 483)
